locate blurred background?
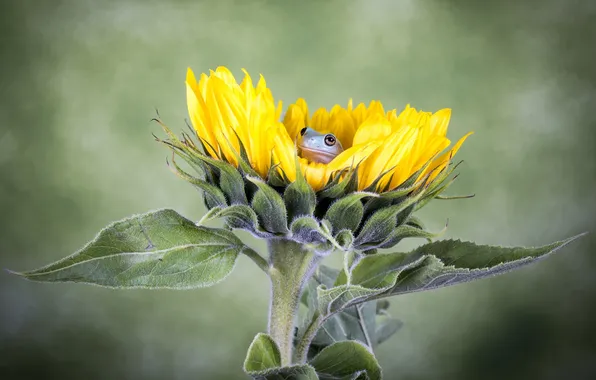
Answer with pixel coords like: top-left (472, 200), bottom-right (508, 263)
top-left (1, 0), bottom-right (595, 379)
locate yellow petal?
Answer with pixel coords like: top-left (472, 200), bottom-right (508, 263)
top-left (299, 159), bottom-right (329, 191)
top-left (326, 108), bottom-right (356, 149)
top-left (352, 114), bottom-right (392, 146)
top-left (295, 98), bottom-right (310, 125)
top-left (283, 105), bottom-right (306, 142)
top-left (351, 102), bottom-right (368, 129)
top-left (311, 108), bottom-right (330, 132)
top-left (430, 108), bottom-right (451, 136)
top-left (421, 131), bottom-right (474, 182)
top-left (270, 122), bottom-right (297, 182)
top-left (327, 141), bottom-right (383, 173)
top-left (358, 126), bottom-right (417, 189)
top-left (367, 100), bottom-right (385, 117)
top-left (185, 82), bottom-right (218, 157)
top-left (214, 66), bottom-right (238, 87)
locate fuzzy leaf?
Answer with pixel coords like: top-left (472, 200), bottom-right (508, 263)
top-left (375, 314), bottom-right (403, 346)
top-left (317, 284), bottom-right (386, 316)
top-left (310, 340), bottom-right (381, 380)
top-left (312, 302), bottom-right (377, 349)
top-left (375, 224), bottom-right (444, 250)
top-left (350, 252), bottom-right (427, 289)
top-left (248, 176), bottom-right (289, 235)
top-left (324, 192), bottom-right (376, 234)
top-left (381, 233), bottom-right (586, 297)
top-left (244, 333), bottom-right (282, 373)
top-left (250, 366), bottom-right (319, 380)
top-left (13, 209), bottom-right (244, 289)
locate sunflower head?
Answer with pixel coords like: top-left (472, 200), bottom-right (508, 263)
top-left (157, 67), bottom-right (472, 252)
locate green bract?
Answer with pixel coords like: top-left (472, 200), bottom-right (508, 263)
top-left (157, 120), bottom-right (459, 254)
top-left (11, 118), bottom-right (586, 380)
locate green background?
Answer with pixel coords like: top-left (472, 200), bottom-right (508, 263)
top-left (1, 0), bottom-right (595, 379)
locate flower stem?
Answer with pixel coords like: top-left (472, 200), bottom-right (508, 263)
top-left (267, 239), bottom-right (320, 366)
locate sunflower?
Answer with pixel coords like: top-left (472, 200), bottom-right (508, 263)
top-left (185, 66), bottom-right (472, 193)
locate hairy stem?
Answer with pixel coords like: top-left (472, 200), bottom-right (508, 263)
top-left (267, 239), bottom-right (320, 366)
top-left (295, 311), bottom-right (324, 363)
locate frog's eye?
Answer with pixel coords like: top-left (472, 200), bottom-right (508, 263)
top-left (324, 134), bottom-right (337, 146)
top-left (300, 127), bottom-right (307, 136)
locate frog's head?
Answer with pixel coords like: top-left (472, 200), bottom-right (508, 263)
top-left (297, 127), bottom-right (344, 164)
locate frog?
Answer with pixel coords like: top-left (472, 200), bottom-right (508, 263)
top-left (297, 127), bottom-right (344, 164)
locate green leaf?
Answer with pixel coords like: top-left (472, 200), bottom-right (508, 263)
top-left (244, 333), bottom-right (282, 373)
top-left (13, 209), bottom-right (244, 289)
top-left (310, 340), bottom-right (381, 380)
top-left (248, 176), bottom-right (289, 235)
top-left (350, 252), bottom-right (427, 289)
top-left (244, 333), bottom-right (319, 379)
top-left (324, 192), bottom-right (377, 234)
top-left (381, 233), bottom-right (586, 297)
top-left (312, 302), bottom-right (377, 349)
top-left (315, 251), bottom-right (427, 315)
top-left (317, 284), bottom-right (386, 315)
top-left (375, 314), bottom-right (403, 346)
top-left (250, 366), bottom-right (319, 380)
top-left (376, 224), bottom-right (446, 249)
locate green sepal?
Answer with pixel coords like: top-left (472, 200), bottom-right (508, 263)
top-left (247, 176), bottom-right (289, 235)
top-left (195, 154), bottom-right (249, 205)
top-left (405, 215), bottom-right (425, 230)
top-left (156, 119), bottom-right (248, 205)
top-left (12, 209), bottom-right (246, 289)
top-left (362, 164), bottom-right (398, 193)
top-left (228, 128), bottom-right (262, 178)
top-left (323, 192), bottom-right (378, 235)
top-left (318, 165), bottom-right (360, 200)
top-left (284, 161), bottom-right (317, 223)
top-left (335, 230), bottom-right (354, 251)
top-left (290, 216), bottom-right (328, 246)
top-left (200, 204), bottom-right (273, 238)
top-left (166, 155), bottom-right (227, 209)
top-left (353, 194), bottom-right (421, 249)
top-left (266, 160), bottom-right (290, 188)
top-left (309, 340), bottom-right (382, 380)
